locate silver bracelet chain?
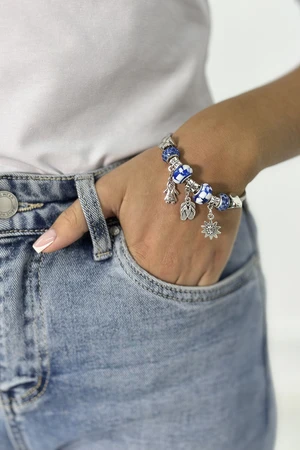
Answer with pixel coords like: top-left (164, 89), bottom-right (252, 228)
top-left (158, 133), bottom-right (246, 240)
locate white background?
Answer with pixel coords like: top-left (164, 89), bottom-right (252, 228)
top-left (206, 1), bottom-right (300, 448)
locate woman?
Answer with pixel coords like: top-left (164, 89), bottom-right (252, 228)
top-left (0, 1), bottom-right (298, 449)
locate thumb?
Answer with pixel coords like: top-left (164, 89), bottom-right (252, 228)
top-left (32, 178), bottom-right (114, 254)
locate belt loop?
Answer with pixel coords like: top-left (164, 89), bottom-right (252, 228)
top-left (74, 173), bottom-right (112, 262)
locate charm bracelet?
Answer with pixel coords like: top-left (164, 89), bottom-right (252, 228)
top-left (158, 133), bottom-right (246, 240)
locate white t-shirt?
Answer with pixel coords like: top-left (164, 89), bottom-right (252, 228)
top-left (0, 1), bottom-right (213, 174)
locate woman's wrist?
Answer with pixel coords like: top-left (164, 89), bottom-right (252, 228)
top-left (172, 100), bottom-right (261, 196)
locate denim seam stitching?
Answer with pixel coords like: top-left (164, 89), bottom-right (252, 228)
top-left (17, 202), bottom-right (44, 212)
top-left (0, 176), bottom-right (75, 180)
top-left (18, 254), bottom-right (43, 399)
top-left (0, 229), bottom-right (47, 235)
top-left (15, 251), bottom-right (43, 402)
top-left (75, 175), bottom-right (112, 257)
top-left (89, 194), bottom-right (111, 257)
top-left (1, 395), bottom-right (28, 450)
top-left (17, 253), bottom-right (51, 407)
top-left (19, 251), bottom-right (40, 398)
top-left (95, 250), bottom-right (112, 257)
top-left (116, 242), bottom-right (258, 303)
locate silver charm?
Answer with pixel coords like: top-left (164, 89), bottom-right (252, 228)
top-left (228, 194), bottom-right (242, 209)
top-left (185, 178), bottom-right (202, 194)
top-left (201, 203), bottom-right (221, 239)
top-left (180, 185), bottom-right (196, 221)
top-left (163, 168), bottom-right (179, 204)
top-left (159, 133), bottom-right (176, 150)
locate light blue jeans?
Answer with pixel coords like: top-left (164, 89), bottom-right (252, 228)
top-left (0, 156), bottom-right (276, 450)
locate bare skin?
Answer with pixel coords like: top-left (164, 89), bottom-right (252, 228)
top-left (36, 65), bottom-right (300, 286)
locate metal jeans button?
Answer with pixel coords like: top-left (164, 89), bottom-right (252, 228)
top-left (0, 191), bottom-right (19, 219)
top-left (109, 225), bottom-right (120, 237)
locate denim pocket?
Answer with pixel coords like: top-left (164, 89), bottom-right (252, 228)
top-left (113, 210), bottom-right (261, 304)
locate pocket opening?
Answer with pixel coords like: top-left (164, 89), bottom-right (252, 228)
top-left (114, 226), bottom-right (260, 304)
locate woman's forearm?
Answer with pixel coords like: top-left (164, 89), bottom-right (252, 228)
top-left (173, 64), bottom-right (300, 195)
top-left (232, 64), bottom-right (300, 171)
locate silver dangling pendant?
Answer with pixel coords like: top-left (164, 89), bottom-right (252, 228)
top-left (163, 166), bottom-right (179, 204)
top-left (180, 184), bottom-right (196, 221)
top-left (201, 203), bottom-right (221, 239)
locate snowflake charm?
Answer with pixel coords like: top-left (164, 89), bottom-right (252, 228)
top-left (201, 220), bottom-right (221, 239)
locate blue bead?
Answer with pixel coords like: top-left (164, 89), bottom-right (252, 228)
top-left (172, 164), bottom-right (193, 184)
top-left (217, 193), bottom-right (230, 211)
top-left (192, 183), bottom-right (213, 204)
top-left (161, 146), bottom-right (180, 163)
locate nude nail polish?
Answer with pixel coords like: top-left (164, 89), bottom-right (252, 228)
top-left (32, 229), bottom-right (57, 253)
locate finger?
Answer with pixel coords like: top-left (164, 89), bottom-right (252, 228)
top-left (195, 263), bottom-right (224, 286)
top-left (32, 172), bottom-right (119, 254)
top-left (196, 273), bottom-right (221, 286)
top-left (32, 198), bottom-right (89, 253)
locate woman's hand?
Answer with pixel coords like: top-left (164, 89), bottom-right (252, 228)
top-left (32, 99), bottom-right (261, 287)
top-left (32, 64), bottom-right (300, 286)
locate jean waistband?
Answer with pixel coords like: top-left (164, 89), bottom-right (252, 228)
top-left (0, 155), bottom-right (133, 261)
top-left (0, 155), bottom-right (132, 203)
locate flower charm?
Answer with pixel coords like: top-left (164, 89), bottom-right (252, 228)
top-left (201, 220), bottom-right (221, 239)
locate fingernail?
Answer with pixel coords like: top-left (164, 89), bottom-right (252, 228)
top-left (32, 228), bottom-right (57, 253)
